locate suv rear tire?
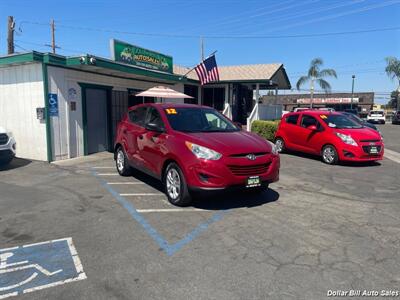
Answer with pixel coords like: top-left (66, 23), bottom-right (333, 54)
top-left (164, 162), bottom-right (192, 207)
top-left (115, 147), bottom-right (132, 176)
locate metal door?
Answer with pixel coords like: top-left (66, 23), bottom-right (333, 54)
top-left (86, 88), bottom-right (108, 154)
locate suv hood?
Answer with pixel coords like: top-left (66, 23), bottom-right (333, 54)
top-left (178, 130), bottom-right (272, 156)
top-left (334, 127), bottom-right (382, 142)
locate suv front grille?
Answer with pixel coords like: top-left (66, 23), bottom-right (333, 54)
top-left (228, 163), bottom-right (270, 176)
top-left (229, 152), bottom-right (268, 158)
top-left (0, 133), bottom-right (8, 145)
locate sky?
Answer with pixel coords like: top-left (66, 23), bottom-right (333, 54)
top-left (0, 0), bottom-right (399, 104)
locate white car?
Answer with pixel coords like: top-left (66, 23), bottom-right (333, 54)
top-left (0, 127), bottom-right (16, 166)
top-left (367, 110), bottom-right (386, 124)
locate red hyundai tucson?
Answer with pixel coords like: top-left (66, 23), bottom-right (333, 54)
top-left (114, 103), bottom-right (280, 206)
top-left (274, 110), bottom-right (384, 164)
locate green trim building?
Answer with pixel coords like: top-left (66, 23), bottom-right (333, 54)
top-left (0, 49), bottom-right (290, 162)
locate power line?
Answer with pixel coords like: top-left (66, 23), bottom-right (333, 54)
top-left (18, 20), bottom-right (400, 39)
top-left (259, 0), bottom-right (400, 34)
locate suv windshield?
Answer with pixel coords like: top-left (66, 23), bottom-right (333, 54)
top-left (165, 107), bottom-right (239, 132)
top-left (321, 114), bottom-right (363, 129)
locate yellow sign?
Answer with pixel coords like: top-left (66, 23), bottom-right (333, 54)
top-left (165, 108), bottom-right (177, 114)
top-left (320, 115), bottom-right (327, 119)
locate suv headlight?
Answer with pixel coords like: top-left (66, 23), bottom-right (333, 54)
top-left (268, 141), bottom-right (278, 155)
top-left (185, 142), bottom-right (222, 160)
top-left (335, 132), bottom-right (357, 146)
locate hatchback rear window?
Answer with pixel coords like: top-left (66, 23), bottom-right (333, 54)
top-left (286, 114), bottom-right (299, 125)
top-left (370, 111), bottom-right (384, 115)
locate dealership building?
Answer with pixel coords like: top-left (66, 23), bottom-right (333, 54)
top-left (0, 40), bottom-right (290, 162)
top-left (262, 92), bottom-right (374, 114)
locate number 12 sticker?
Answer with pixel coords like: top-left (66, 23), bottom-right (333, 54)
top-left (166, 108), bottom-right (177, 114)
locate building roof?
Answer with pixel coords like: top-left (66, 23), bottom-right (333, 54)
top-left (173, 63), bottom-right (284, 82)
top-left (0, 51), bottom-right (291, 88)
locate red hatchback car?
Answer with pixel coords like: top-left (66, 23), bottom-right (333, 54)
top-left (114, 103), bottom-right (280, 206)
top-left (275, 110), bottom-right (384, 164)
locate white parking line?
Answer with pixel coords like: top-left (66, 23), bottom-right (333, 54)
top-left (120, 193), bottom-right (164, 196)
top-left (92, 166), bottom-right (114, 169)
top-left (97, 173), bottom-right (119, 176)
top-left (384, 148), bottom-right (400, 164)
top-left (107, 182), bottom-right (145, 185)
top-left (136, 208), bottom-right (204, 213)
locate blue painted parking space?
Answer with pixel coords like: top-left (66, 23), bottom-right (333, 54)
top-left (93, 170), bottom-right (229, 256)
top-left (0, 238), bottom-right (86, 299)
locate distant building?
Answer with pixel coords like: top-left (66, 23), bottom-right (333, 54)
top-left (262, 92), bottom-right (374, 116)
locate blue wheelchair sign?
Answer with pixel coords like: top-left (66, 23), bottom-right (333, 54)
top-left (0, 238), bottom-right (86, 299)
top-left (48, 93), bottom-right (59, 117)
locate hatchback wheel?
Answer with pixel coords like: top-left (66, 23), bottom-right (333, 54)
top-left (321, 145), bottom-right (338, 165)
top-left (275, 137), bottom-right (285, 153)
top-left (164, 162), bottom-right (192, 206)
top-left (115, 147), bottom-right (131, 176)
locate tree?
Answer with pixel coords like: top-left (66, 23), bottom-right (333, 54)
top-left (388, 90), bottom-right (399, 109)
top-left (385, 56), bottom-right (400, 109)
top-left (296, 58), bottom-right (337, 108)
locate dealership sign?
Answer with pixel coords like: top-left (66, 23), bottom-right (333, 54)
top-left (297, 97), bottom-right (359, 104)
top-left (110, 39), bottom-right (173, 73)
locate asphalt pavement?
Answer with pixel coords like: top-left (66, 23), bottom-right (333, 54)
top-left (0, 142), bottom-right (400, 299)
top-left (378, 123), bottom-right (400, 152)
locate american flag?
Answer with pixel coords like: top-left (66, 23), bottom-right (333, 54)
top-left (194, 55), bottom-right (220, 85)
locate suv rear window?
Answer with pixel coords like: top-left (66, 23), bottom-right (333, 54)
top-left (286, 114), bottom-right (299, 125)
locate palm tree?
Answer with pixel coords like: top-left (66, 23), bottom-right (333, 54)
top-left (385, 56), bottom-right (400, 109)
top-left (296, 58), bottom-right (337, 108)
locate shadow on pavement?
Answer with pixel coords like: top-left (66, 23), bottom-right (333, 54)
top-left (0, 158), bottom-right (32, 171)
top-left (282, 151), bottom-right (382, 167)
top-left (128, 168), bottom-right (280, 210)
top-left (192, 188), bottom-right (280, 210)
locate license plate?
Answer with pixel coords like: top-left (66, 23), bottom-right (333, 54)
top-left (370, 146), bottom-right (378, 154)
top-left (246, 176), bottom-right (261, 188)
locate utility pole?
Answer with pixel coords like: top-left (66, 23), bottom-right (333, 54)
top-left (45, 19), bottom-right (59, 54)
top-left (50, 19), bottom-right (56, 54)
top-left (310, 78), bottom-right (314, 109)
top-left (7, 16), bottom-right (15, 54)
top-left (350, 75), bottom-right (355, 109)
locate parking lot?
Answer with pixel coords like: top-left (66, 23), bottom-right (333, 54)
top-left (0, 125), bottom-right (399, 299)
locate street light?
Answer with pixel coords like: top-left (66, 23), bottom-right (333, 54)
top-left (351, 75), bottom-right (355, 110)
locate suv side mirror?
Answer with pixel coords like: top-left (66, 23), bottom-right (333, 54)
top-left (145, 123), bottom-right (164, 133)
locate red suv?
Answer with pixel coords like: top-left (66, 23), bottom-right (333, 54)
top-left (114, 103), bottom-right (280, 206)
top-left (275, 110), bottom-right (384, 164)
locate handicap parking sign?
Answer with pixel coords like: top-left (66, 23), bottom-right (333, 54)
top-left (0, 238), bottom-right (86, 299)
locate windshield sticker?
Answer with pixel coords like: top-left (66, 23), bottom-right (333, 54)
top-left (165, 108), bottom-right (177, 114)
top-left (320, 115), bottom-right (328, 119)
top-left (328, 122), bottom-right (336, 128)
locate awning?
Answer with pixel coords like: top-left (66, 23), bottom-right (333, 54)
top-left (135, 86), bottom-right (193, 98)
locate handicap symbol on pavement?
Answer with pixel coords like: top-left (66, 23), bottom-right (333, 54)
top-left (0, 238), bottom-right (86, 299)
